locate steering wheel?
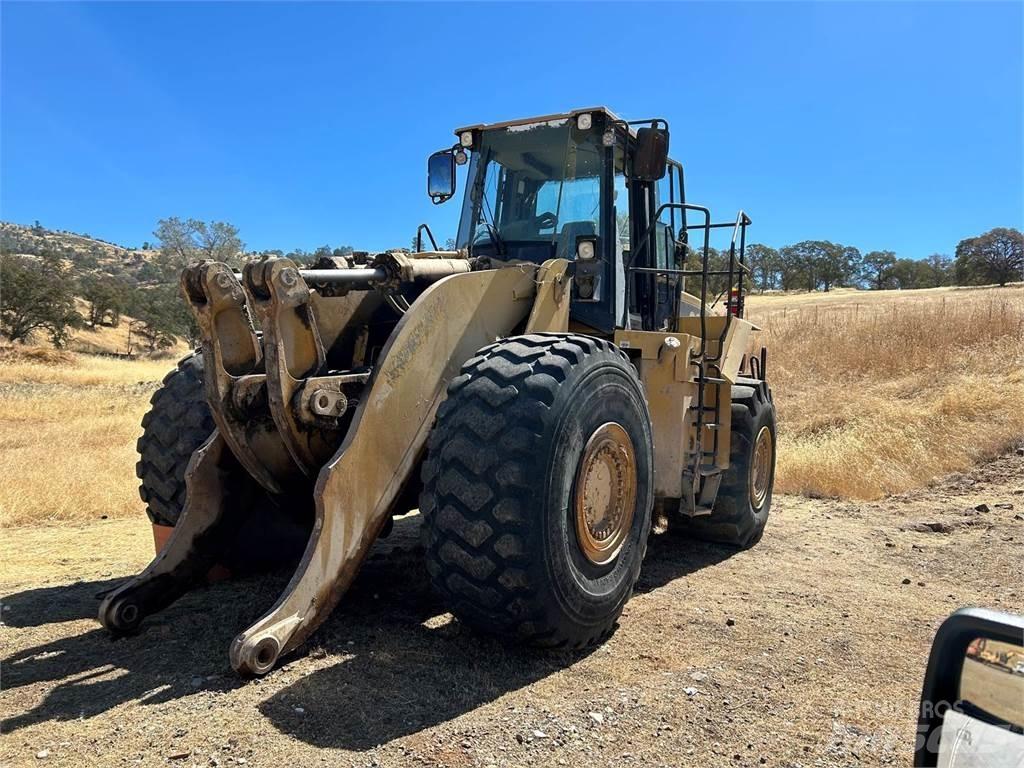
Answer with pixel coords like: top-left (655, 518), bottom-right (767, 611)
top-left (536, 211), bottom-right (558, 230)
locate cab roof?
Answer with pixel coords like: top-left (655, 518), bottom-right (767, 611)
top-left (454, 106), bottom-right (627, 136)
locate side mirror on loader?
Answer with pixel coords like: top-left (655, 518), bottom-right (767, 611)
top-left (428, 149), bottom-right (456, 204)
top-left (632, 124), bottom-right (670, 182)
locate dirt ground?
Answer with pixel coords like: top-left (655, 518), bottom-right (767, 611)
top-left (2, 454), bottom-right (1022, 768)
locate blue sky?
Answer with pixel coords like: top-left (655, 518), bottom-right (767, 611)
top-left (2, 1), bottom-right (1021, 258)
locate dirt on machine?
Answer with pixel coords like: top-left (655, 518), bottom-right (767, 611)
top-left (102, 107), bottom-right (777, 676)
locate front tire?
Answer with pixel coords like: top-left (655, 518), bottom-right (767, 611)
top-left (420, 334), bottom-right (654, 649)
top-left (136, 353), bottom-right (214, 527)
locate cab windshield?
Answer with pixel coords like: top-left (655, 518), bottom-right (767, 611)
top-left (456, 120), bottom-right (607, 261)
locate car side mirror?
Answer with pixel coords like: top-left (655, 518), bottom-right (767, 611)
top-left (428, 150), bottom-right (456, 205)
top-left (632, 125), bottom-right (669, 182)
top-left (915, 607), bottom-right (1024, 766)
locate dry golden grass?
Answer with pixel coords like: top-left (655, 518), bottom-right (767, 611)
top-left (0, 346), bottom-right (174, 526)
top-left (746, 285), bottom-right (1024, 499)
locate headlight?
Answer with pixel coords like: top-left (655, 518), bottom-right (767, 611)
top-left (460, 131), bottom-right (473, 148)
top-left (577, 240), bottom-right (596, 260)
top-left (576, 113), bottom-right (592, 130)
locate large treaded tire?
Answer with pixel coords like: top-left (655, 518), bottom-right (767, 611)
top-left (136, 353), bottom-right (214, 527)
top-left (683, 383), bottom-right (776, 548)
top-left (420, 333), bottom-right (654, 649)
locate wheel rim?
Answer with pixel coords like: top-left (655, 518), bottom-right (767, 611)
top-left (573, 422), bottom-right (637, 566)
top-left (749, 425), bottom-right (773, 510)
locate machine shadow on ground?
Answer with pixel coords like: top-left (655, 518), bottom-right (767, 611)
top-left (2, 516), bottom-right (735, 743)
top-left (259, 520), bottom-right (736, 750)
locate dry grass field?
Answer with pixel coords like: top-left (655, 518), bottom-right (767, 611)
top-left (0, 348), bottom-right (174, 526)
top-left (1, 284), bottom-right (1021, 527)
top-left (746, 284), bottom-right (1024, 499)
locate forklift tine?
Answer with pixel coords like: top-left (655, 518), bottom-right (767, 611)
top-left (98, 434), bottom-right (243, 633)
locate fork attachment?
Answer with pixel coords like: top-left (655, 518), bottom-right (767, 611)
top-left (101, 256), bottom-right (570, 676)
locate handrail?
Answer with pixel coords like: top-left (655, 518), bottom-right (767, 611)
top-left (704, 210), bottom-right (751, 364)
top-left (624, 202), bottom-right (752, 366)
top-left (415, 223), bottom-right (439, 253)
top-left (625, 202), bottom-right (711, 334)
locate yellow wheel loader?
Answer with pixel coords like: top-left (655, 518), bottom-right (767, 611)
top-left (103, 107), bottom-right (776, 675)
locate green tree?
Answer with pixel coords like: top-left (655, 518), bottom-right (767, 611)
top-left (0, 254), bottom-right (83, 345)
top-left (745, 244), bottom-right (780, 292)
top-left (125, 283), bottom-right (198, 348)
top-left (778, 241), bottom-right (821, 291)
top-left (954, 228), bottom-right (1024, 286)
top-left (923, 253), bottom-right (952, 287)
top-left (889, 258), bottom-right (933, 289)
top-left (820, 244), bottom-right (860, 291)
top-left (79, 274), bottom-right (126, 328)
top-left (153, 217), bottom-right (244, 277)
top-left (862, 250), bottom-right (897, 290)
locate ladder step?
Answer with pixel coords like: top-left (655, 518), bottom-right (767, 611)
top-left (697, 376), bottom-right (727, 384)
top-left (697, 464), bottom-right (723, 476)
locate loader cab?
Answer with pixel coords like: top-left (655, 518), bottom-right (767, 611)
top-left (428, 108), bottom-right (682, 334)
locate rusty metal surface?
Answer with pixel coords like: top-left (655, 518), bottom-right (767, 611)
top-left (377, 251), bottom-right (472, 291)
top-left (181, 262), bottom-right (301, 493)
top-left (228, 263), bottom-right (539, 675)
top-left (573, 422), bottom-right (637, 566)
top-left (750, 425), bottom-right (773, 510)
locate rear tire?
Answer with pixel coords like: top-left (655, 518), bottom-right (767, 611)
top-left (682, 383), bottom-right (776, 548)
top-left (420, 333), bottom-right (654, 649)
top-left (136, 353), bottom-right (214, 527)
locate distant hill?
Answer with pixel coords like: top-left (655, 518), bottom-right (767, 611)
top-left (1, 222), bottom-right (192, 355)
top-left (0, 221), bottom-right (163, 283)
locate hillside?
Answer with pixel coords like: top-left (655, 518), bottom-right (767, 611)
top-left (1, 222), bottom-right (194, 355)
top-left (0, 221), bottom-right (161, 282)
